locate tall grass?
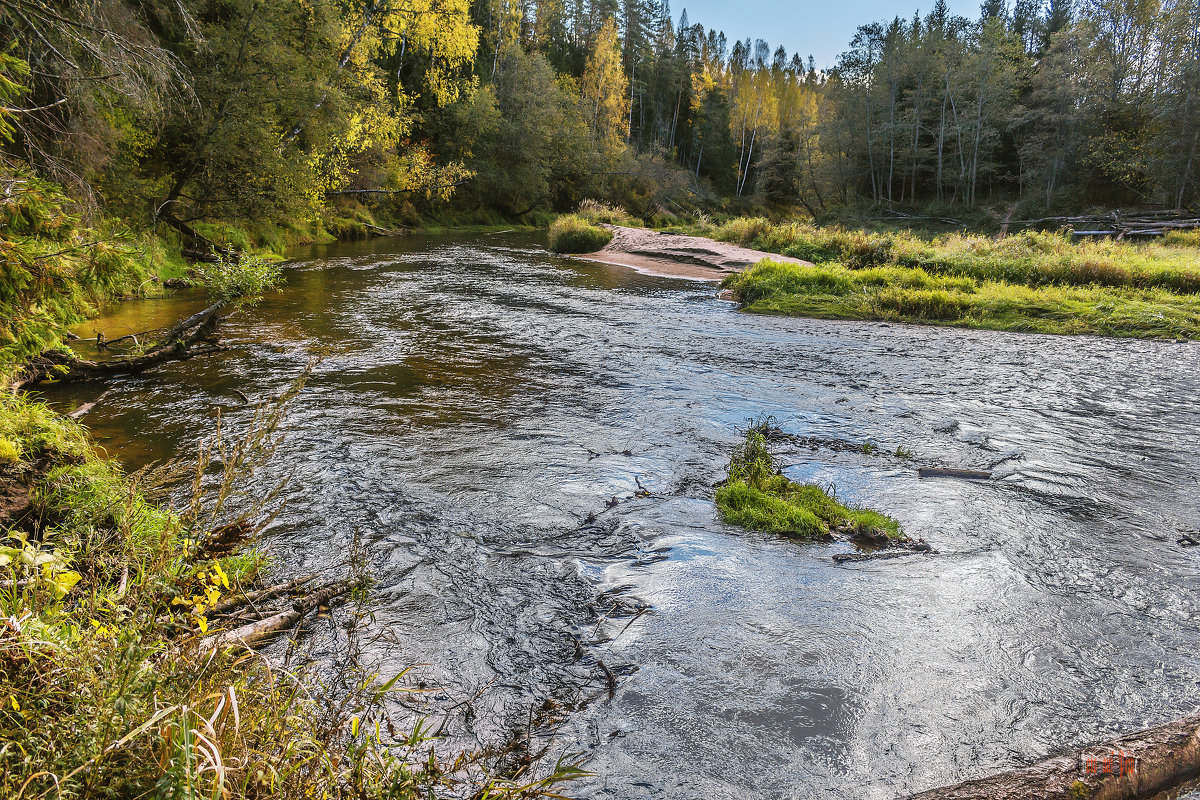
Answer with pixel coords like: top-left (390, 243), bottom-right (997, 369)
top-left (700, 218), bottom-right (1200, 294)
top-left (547, 214), bottom-right (612, 253)
top-left (701, 217), bottom-right (1200, 338)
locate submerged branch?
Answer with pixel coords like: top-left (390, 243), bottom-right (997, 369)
top-left (200, 579), bottom-right (355, 651)
top-left (13, 301), bottom-right (226, 390)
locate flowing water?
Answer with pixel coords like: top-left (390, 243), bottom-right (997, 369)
top-left (43, 232), bottom-right (1200, 799)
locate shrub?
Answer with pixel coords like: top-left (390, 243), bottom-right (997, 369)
top-left (191, 251), bottom-right (284, 304)
top-left (547, 214), bottom-right (613, 253)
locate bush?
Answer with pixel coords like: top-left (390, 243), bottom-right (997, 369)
top-left (191, 252), bottom-right (284, 303)
top-left (547, 214), bottom-right (613, 253)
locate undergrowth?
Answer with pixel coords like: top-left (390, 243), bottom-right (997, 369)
top-left (0, 172), bottom-right (152, 384)
top-left (715, 424), bottom-right (903, 541)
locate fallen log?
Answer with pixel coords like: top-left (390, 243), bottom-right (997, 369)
top-left (903, 711), bottom-right (1200, 800)
top-left (181, 248), bottom-right (220, 263)
top-left (13, 302), bottom-right (226, 390)
top-left (206, 572), bottom-right (320, 617)
top-left (200, 580), bottom-right (354, 651)
top-left (918, 467), bottom-right (992, 480)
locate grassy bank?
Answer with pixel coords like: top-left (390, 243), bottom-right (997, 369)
top-left (723, 259), bottom-right (1200, 338)
top-left (716, 426), bottom-right (903, 541)
top-left (697, 218), bottom-right (1200, 338)
top-left (0, 389), bottom-right (580, 798)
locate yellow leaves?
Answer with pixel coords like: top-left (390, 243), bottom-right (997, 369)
top-left (47, 569), bottom-right (82, 600)
top-left (195, 615), bottom-right (209, 634)
top-left (387, 147), bottom-right (474, 202)
top-left (0, 534), bottom-right (81, 600)
top-left (8, 695), bottom-right (18, 712)
top-left (581, 19), bottom-right (628, 159)
top-left (213, 563), bottom-right (230, 590)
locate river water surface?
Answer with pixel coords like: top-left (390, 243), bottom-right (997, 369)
top-left (44, 232), bottom-right (1200, 799)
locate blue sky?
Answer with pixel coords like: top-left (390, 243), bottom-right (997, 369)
top-left (674, 0), bottom-right (979, 69)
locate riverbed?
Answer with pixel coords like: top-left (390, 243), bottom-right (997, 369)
top-left (42, 232), bottom-right (1200, 799)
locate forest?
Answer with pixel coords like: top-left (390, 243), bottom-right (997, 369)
top-left (1, 0), bottom-right (1197, 246)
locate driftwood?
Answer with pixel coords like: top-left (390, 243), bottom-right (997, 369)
top-left (905, 711), bottom-right (1200, 800)
top-left (361, 222), bottom-right (409, 237)
top-left (206, 572), bottom-right (320, 618)
top-left (1014, 210), bottom-right (1200, 239)
top-left (200, 580), bottom-right (354, 651)
top-left (14, 302), bottom-right (226, 391)
top-left (918, 467), bottom-right (992, 480)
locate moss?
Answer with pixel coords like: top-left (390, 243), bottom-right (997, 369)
top-left (715, 428), bottom-right (903, 541)
top-left (1067, 780), bottom-right (1093, 800)
top-left (547, 214), bottom-right (613, 253)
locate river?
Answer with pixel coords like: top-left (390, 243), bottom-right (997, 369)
top-left (42, 232), bottom-right (1200, 799)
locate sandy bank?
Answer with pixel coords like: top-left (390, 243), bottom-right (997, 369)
top-left (575, 225), bottom-right (810, 281)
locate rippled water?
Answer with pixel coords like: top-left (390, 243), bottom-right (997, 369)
top-left (43, 232), bottom-right (1200, 798)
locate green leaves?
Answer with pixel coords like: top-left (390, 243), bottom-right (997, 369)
top-left (0, 532), bottom-right (83, 600)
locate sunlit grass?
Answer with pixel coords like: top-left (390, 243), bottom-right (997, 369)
top-left (547, 213), bottom-right (612, 253)
top-left (695, 218), bottom-right (1200, 338)
top-left (715, 426), bottom-right (903, 541)
top-left (722, 259), bottom-right (1200, 339)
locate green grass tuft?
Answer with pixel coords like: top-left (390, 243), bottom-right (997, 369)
top-left (547, 214), bottom-right (613, 253)
top-left (715, 428), bottom-right (903, 541)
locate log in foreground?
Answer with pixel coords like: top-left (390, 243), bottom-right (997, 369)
top-left (905, 712), bottom-right (1200, 800)
top-left (200, 579), bottom-right (354, 652)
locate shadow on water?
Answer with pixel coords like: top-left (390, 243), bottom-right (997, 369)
top-left (39, 231), bottom-right (1200, 799)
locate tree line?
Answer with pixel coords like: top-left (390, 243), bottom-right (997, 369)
top-left (1, 0), bottom-right (1197, 234)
